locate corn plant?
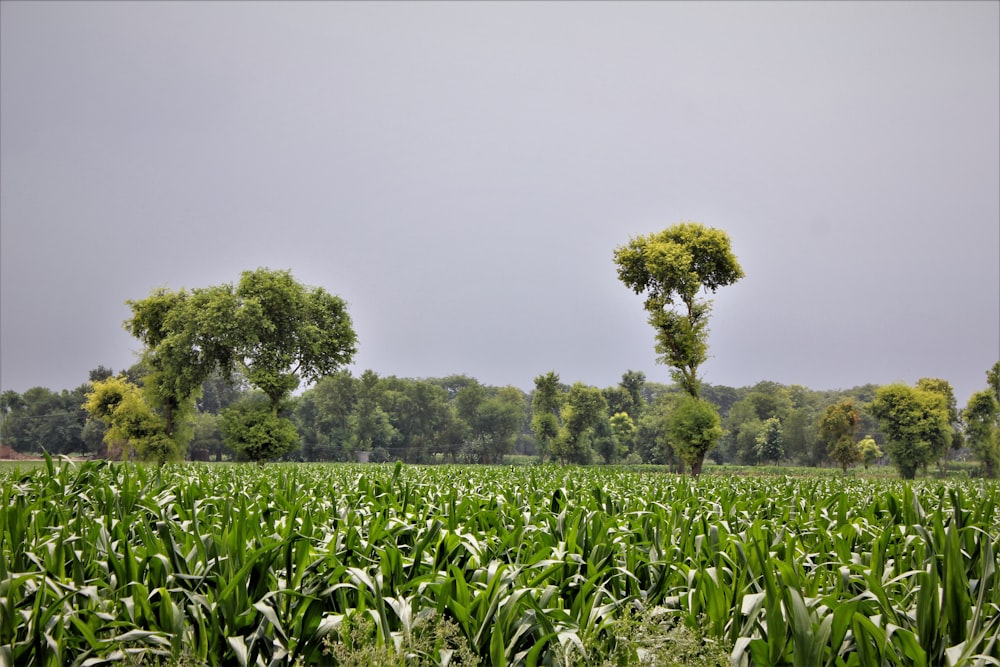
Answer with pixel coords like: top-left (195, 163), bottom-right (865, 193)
top-left (1, 456), bottom-right (998, 666)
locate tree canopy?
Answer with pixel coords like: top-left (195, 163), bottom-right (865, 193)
top-left (613, 222), bottom-right (744, 398)
top-left (124, 268), bottom-right (357, 462)
top-left (870, 383), bottom-right (953, 480)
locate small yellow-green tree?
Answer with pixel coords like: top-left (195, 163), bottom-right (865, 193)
top-left (857, 436), bottom-right (883, 470)
top-left (819, 400), bottom-right (861, 474)
top-left (82, 376), bottom-right (183, 465)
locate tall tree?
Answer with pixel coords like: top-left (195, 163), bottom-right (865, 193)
top-left (351, 370), bottom-right (399, 458)
top-left (0, 387), bottom-right (88, 456)
top-left (613, 222), bottom-right (744, 398)
top-left (294, 371), bottom-right (357, 461)
top-left (857, 436), bottom-right (883, 470)
top-left (964, 389), bottom-right (999, 478)
top-left (614, 223), bottom-right (742, 476)
top-left (553, 383), bottom-right (608, 465)
top-left (915, 377), bottom-right (962, 473)
top-left (870, 383), bottom-right (952, 480)
top-left (818, 400), bottom-right (861, 474)
top-left (608, 412), bottom-right (637, 463)
top-left (755, 416), bottom-right (784, 464)
top-left (618, 370), bottom-right (647, 418)
top-left (126, 287), bottom-right (225, 441)
top-left (531, 372), bottom-right (563, 462)
top-left (988, 361), bottom-right (1000, 402)
top-left (380, 377), bottom-right (456, 463)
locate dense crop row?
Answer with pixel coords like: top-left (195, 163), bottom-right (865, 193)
top-left (2, 459), bottom-right (999, 666)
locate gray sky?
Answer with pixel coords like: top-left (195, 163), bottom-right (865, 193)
top-left (2, 1), bottom-right (998, 406)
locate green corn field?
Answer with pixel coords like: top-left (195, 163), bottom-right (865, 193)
top-left (2, 458), bottom-right (998, 666)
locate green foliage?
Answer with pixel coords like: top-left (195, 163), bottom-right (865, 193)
top-left (614, 223), bottom-right (743, 399)
top-left (818, 400), bottom-right (861, 473)
top-left (857, 436), bottom-right (883, 470)
top-left (0, 385), bottom-right (89, 455)
top-left (188, 412), bottom-right (226, 462)
top-left (231, 268), bottom-right (357, 410)
top-left (82, 376), bottom-right (183, 465)
top-left (4, 462), bottom-right (998, 666)
top-left (964, 389), bottom-right (999, 478)
top-left (459, 386), bottom-right (526, 464)
top-left (754, 416), bottom-right (784, 464)
top-left (870, 383), bottom-right (953, 480)
top-left (988, 361), bottom-right (1000, 403)
top-left (554, 382), bottom-right (608, 464)
top-left (323, 611), bottom-right (479, 666)
top-left (609, 412), bottom-right (637, 463)
top-left (219, 402), bottom-right (300, 462)
top-left (667, 395), bottom-right (723, 476)
top-left (531, 372), bottom-right (564, 462)
top-left (124, 268), bottom-right (357, 464)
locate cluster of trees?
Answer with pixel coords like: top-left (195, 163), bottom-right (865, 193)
top-left (3, 222), bottom-right (998, 479)
top-left (5, 360), bottom-right (999, 478)
top-left (69, 268), bottom-right (355, 465)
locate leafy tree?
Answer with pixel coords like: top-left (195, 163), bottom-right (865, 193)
top-left (220, 400), bottom-right (299, 463)
top-left (553, 383), bottom-right (607, 465)
top-left (295, 371), bottom-right (357, 461)
top-left (531, 372), bottom-right (563, 462)
top-left (1, 386), bottom-right (89, 455)
top-left (189, 412), bottom-right (226, 461)
top-left (126, 268), bottom-right (356, 463)
top-left (352, 370), bottom-right (399, 457)
top-left (88, 365), bottom-right (115, 383)
top-left (609, 412), bottom-right (637, 463)
top-left (870, 383), bottom-right (952, 480)
top-left (230, 268), bottom-right (357, 414)
top-left (819, 400), bottom-right (861, 474)
top-left (915, 377), bottom-right (962, 473)
top-left (632, 395), bottom-right (680, 466)
top-left (380, 377), bottom-right (456, 463)
top-left (782, 407), bottom-right (818, 465)
top-left (963, 389), bottom-right (999, 478)
top-left (988, 361), bottom-right (1000, 402)
top-left (857, 436), bottom-right (883, 470)
top-left (83, 376), bottom-right (181, 464)
top-left (613, 222), bottom-right (744, 398)
top-left (722, 399), bottom-right (763, 465)
top-left (754, 416), bottom-right (784, 464)
top-left (1, 389), bottom-right (26, 417)
top-left (666, 395), bottom-right (723, 476)
top-left (616, 370), bottom-right (647, 418)
top-left (125, 287), bottom-right (223, 441)
top-left (455, 382), bottom-right (526, 464)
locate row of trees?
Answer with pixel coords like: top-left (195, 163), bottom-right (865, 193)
top-left (3, 222), bottom-right (998, 478)
top-left (3, 361), bottom-right (998, 478)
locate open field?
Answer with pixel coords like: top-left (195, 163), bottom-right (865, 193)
top-left (2, 460), bottom-right (999, 666)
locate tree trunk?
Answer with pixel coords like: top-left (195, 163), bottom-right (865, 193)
top-left (690, 454), bottom-right (703, 477)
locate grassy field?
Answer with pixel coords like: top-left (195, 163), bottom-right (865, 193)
top-left (2, 459), bottom-right (998, 666)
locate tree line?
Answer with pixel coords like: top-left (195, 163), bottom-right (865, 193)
top-left (3, 362), bottom-right (998, 478)
top-left (2, 225), bottom-right (998, 479)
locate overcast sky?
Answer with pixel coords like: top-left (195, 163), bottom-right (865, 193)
top-left (2, 1), bottom-right (998, 406)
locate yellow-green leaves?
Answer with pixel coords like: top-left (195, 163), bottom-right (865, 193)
top-left (613, 223), bottom-right (743, 417)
